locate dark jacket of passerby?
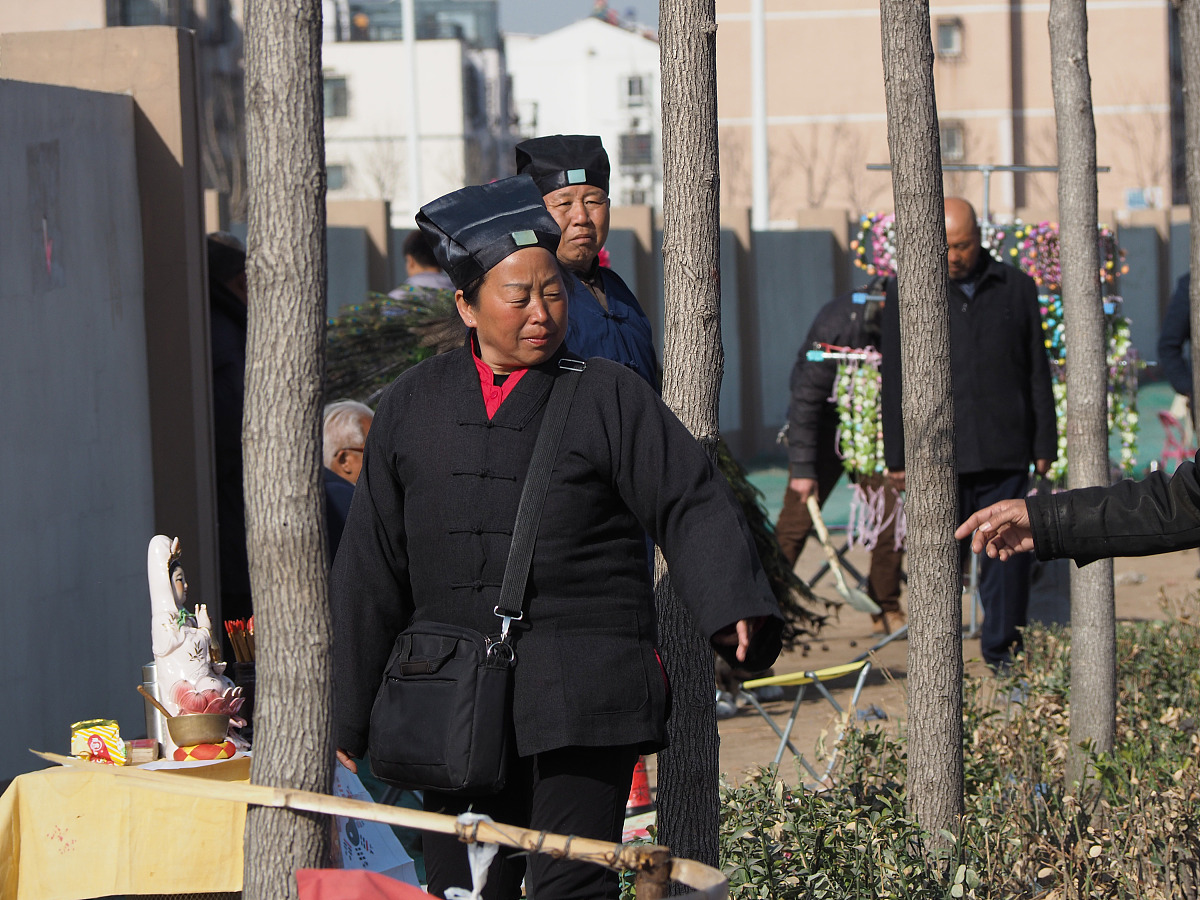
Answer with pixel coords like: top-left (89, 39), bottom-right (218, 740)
top-left (881, 255), bottom-right (1057, 474)
top-left (1158, 272), bottom-right (1192, 397)
top-left (1028, 449), bottom-right (1200, 565)
top-left (210, 279), bottom-right (251, 601)
top-left (786, 288), bottom-right (884, 480)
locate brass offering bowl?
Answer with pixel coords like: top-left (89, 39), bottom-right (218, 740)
top-left (166, 712), bottom-right (231, 747)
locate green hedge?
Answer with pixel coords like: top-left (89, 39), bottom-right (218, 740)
top-left (718, 601), bottom-right (1200, 899)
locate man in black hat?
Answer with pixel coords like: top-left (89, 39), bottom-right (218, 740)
top-left (516, 134), bottom-right (659, 389)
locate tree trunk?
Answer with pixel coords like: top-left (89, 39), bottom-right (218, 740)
top-left (1178, 1), bottom-right (1200, 413)
top-left (878, 0), bottom-right (964, 858)
top-left (655, 0), bottom-right (724, 872)
top-left (242, 1), bottom-right (333, 897)
top-left (1049, 0), bottom-right (1116, 790)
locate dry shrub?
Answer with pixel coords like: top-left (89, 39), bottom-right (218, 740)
top-left (718, 595), bottom-right (1200, 898)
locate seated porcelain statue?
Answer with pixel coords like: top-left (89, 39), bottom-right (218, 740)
top-left (148, 535), bottom-right (244, 719)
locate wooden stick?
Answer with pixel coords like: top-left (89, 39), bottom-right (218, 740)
top-left (30, 751), bottom-right (727, 897)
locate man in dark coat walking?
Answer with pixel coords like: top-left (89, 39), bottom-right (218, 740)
top-left (881, 198), bottom-right (1056, 669)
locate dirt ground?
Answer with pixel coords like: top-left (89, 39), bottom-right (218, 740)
top-left (640, 539), bottom-right (1200, 795)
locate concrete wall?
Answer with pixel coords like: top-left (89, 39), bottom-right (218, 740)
top-left (0, 79), bottom-right (153, 781)
top-left (1, 27), bottom-right (218, 609)
top-left (328, 227), bottom-right (371, 315)
top-left (1118, 225), bottom-right (1164, 364)
top-left (752, 229), bottom-right (837, 449)
top-left (327, 199), bottom-right (392, 294)
top-left (0, 0), bottom-right (105, 32)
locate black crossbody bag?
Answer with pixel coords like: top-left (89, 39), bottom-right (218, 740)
top-left (367, 361), bottom-right (583, 795)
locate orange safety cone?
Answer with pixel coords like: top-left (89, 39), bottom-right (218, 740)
top-left (626, 755), bottom-right (654, 815)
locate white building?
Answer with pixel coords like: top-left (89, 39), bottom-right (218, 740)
top-left (321, 0), bottom-right (515, 227)
top-left (506, 16), bottom-right (662, 209)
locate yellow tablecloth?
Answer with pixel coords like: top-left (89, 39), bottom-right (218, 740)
top-left (0, 757), bottom-right (250, 900)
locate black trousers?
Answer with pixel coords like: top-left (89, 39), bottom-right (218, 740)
top-left (423, 744), bottom-right (640, 900)
top-left (959, 469), bottom-right (1032, 668)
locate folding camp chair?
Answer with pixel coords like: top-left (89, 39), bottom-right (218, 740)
top-left (737, 659), bottom-right (872, 783)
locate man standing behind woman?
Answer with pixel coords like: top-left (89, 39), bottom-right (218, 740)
top-left (516, 134), bottom-right (659, 390)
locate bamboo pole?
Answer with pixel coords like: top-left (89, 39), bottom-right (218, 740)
top-left (31, 751), bottom-right (727, 898)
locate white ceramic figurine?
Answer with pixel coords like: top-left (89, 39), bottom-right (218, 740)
top-left (147, 535), bottom-right (244, 726)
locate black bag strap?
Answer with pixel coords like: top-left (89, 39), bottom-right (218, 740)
top-left (494, 359), bottom-right (584, 636)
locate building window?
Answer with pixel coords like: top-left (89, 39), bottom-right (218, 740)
top-left (324, 75), bottom-right (348, 118)
top-left (936, 18), bottom-right (963, 57)
top-left (619, 132), bottom-right (654, 168)
top-left (940, 121), bottom-right (965, 162)
top-left (327, 164), bottom-right (348, 191)
top-left (627, 188), bottom-right (648, 206)
top-left (626, 75), bottom-right (646, 107)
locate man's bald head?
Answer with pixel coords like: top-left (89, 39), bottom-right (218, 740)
top-left (944, 197), bottom-right (982, 280)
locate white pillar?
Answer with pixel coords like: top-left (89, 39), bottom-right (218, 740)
top-left (404, 0), bottom-right (422, 215)
top-left (750, 0), bottom-right (769, 231)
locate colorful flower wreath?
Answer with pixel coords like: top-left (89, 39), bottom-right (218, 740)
top-left (834, 354), bottom-right (885, 477)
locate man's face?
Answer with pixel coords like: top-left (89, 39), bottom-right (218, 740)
top-left (544, 185), bottom-right (610, 271)
top-left (338, 416), bottom-right (373, 485)
top-left (946, 218), bottom-right (982, 281)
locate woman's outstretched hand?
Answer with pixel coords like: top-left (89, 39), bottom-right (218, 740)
top-left (712, 617), bottom-right (764, 663)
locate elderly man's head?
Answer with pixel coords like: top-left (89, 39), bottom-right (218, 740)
top-left (515, 135), bottom-right (611, 273)
top-left (944, 197), bottom-right (982, 281)
top-left (323, 400), bottom-right (374, 485)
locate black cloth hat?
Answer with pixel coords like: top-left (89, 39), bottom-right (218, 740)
top-left (415, 176), bottom-right (562, 291)
top-left (515, 134), bottom-right (610, 196)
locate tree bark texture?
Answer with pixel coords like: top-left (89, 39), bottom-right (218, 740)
top-left (878, 0), bottom-right (964, 856)
top-left (655, 0), bottom-right (724, 873)
top-left (1049, 0), bottom-right (1116, 789)
top-left (242, 1), bottom-right (333, 897)
top-left (1177, 1), bottom-right (1200, 414)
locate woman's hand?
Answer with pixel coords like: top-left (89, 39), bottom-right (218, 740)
top-left (713, 617), bottom-right (764, 663)
top-left (335, 749), bottom-right (358, 774)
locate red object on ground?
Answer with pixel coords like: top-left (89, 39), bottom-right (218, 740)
top-left (626, 755), bottom-right (654, 815)
top-left (296, 869), bottom-right (432, 900)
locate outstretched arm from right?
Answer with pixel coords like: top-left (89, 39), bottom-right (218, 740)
top-left (955, 499), bottom-right (1034, 561)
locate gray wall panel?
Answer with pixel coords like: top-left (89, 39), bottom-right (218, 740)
top-left (327, 226), bottom-right (370, 316)
top-left (719, 228), bottom-right (742, 433)
top-left (1, 82), bottom-right (153, 780)
top-left (754, 230), bottom-right (836, 436)
top-left (1118, 225), bottom-right (1162, 361)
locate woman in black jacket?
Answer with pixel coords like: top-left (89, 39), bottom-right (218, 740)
top-left (331, 176), bottom-right (781, 900)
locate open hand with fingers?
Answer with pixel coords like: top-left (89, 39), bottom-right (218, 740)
top-left (954, 499), bottom-right (1035, 560)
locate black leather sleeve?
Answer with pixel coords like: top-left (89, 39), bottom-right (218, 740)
top-left (1028, 451), bottom-right (1200, 564)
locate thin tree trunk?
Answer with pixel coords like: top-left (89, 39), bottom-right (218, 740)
top-left (655, 0), bottom-right (723, 873)
top-left (1049, 0), bottom-right (1116, 790)
top-left (242, 1), bottom-right (332, 897)
top-left (1177, 1), bottom-right (1200, 413)
top-left (878, 0), bottom-right (963, 858)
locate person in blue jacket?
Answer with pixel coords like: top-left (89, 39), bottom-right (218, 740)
top-left (516, 135), bottom-right (659, 390)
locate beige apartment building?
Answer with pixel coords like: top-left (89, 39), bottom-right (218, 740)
top-left (715, 0), bottom-right (1177, 222)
